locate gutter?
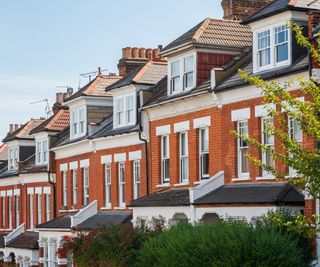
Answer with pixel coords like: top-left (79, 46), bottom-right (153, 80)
top-left (47, 156), bottom-right (57, 219)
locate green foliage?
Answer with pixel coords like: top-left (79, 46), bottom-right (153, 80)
top-left (238, 23), bottom-right (320, 198)
top-left (137, 221), bottom-right (311, 267)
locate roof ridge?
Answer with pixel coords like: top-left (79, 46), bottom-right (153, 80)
top-left (192, 17), bottom-right (212, 42)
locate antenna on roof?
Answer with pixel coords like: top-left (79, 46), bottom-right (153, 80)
top-left (308, 0), bottom-right (319, 6)
top-left (30, 99), bottom-right (52, 118)
top-left (56, 85), bottom-right (73, 94)
top-left (79, 67), bottom-right (108, 83)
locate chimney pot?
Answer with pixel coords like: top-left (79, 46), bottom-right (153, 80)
top-left (9, 124), bottom-right (14, 134)
top-left (153, 49), bottom-right (160, 60)
top-left (146, 48), bottom-right (153, 59)
top-left (56, 93), bottom-right (64, 104)
top-left (139, 48), bottom-right (146, 58)
top-left (122, 47), bottom-right (132, 59)
top-left (15, 124), bottom-right (19, 132)
top-left (132, 47), bottom-right (139, 58)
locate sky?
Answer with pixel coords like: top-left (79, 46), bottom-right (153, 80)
top-left (0, 0), bottom-right (222, 140)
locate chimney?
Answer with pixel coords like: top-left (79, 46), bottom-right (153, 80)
top-left (221, 0), bottom-right (273, 21)
top-left (52, 91), bottom-right (71, 115)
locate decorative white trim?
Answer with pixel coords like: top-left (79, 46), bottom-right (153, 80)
top-left (4, 223), bottom-right (25, 245)
top-left (281, 97), bottom-right (305, 112)
top-left (156, 183), bottom-right (170, 188)
top-left (27, 188), bottom-right (34, 195)
top-left (101, 155), bottom-right (112, 164)
top-left (193, 116), bottom-right (211, 129)
top-left (174, 121), bottom-right (190, 133)
top-left (129, 151), bottom-right (142, 161)
top-left (114, 153), bottom-right (126, 163)
top-left (60, 163), bottom-right (68, 172)
top-left (0, 191), bottom-right (5, 197)
top-left (80, 159), bottom-right (89, 168)
top-left (156, 125), bottom-right (171, 136)
top-left (231, 177), bottom-right (251, 182)
top-left (255, 103), bottom-right (276, 117)
top-left (6, 190), bottom-right (12, 196)
top-left (13, 189), bottom-right (20, 196)
top-left (69, 161), bottom-right (78, 170)
top-left (231, 108), bottom-right (251, 122)
top-left (35, 187), bottom-right (42, 194)
top-left (71, 200), bottom-right (98, 227)
top-left (174, 182), bottom-right (189, 187)
top-left (43, 187), bottom-right (51, 194)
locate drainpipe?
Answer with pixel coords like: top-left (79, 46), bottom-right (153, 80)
top-left (137, 90), bottom-right (150, 195)
top-left (47, 152), bottom-right (57, 219)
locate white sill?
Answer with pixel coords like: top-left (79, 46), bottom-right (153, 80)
top-left (174, 182), bottom-right (189, 187)
top-left (59, 209), bottom-right (69, 213)
top-left (256, 176), bottom-right (276, 181)
top-left (156, 183), bottom-right (170, 188)
top-left (68, 209), bottom-right (79, 212)
top-left (115, 206), bottom-right (126, 210)
top-left (232, 177), bottom-right (250, 182)
top-left (101, 206), bottom-right (112, 210)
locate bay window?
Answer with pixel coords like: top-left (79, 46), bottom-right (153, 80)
top-left (105, 164), bottom-right (112, 207)
top-left (261, 117), bottom-right (275, 177)
top-left (83, 167), bottom-right (89, 206)
top-left (71, 106), bottom-right (86, 139)
top-left (114, 93), bottom-right (136, 128)
top-left (180, 132), bottom-right (188, 183)
top-left (199, 128), bottom-right (209, 179)
top-left (161, 135), bottom-right (170, 183)
top-left (133, 161), bottom-right (141, 199)
top-left (118, 162), bottom-right (125, 208)
top-left (237, 121), bottom-right (249, 178)
top-left (72, 169), bottom-right (78, 206)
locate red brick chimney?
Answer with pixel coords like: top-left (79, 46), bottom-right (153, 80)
top-left (52, 92), bottom-right (71, 115)
top-left (117, 47), bottom-right (162, 77)
top-left (221, 0), bottom-right (273, 21)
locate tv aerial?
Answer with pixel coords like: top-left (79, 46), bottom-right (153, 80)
top-left (79, 67), bottom-right (108, 87)
top-left (30, 98), bottom-right (52, 118)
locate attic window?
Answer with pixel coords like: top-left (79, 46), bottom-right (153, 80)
top-left (114, 93), bottom-right (136, 128)
top-left (168, 52), bottom-right (196, 95)
top-left (8, 147), bottom-right (19, 171)
top-left (36, 139), bottom-right (48, 165)
top-left (70, 106), bottom-right (86, 139)
top-left (254, 24), bottom-right (290, 73)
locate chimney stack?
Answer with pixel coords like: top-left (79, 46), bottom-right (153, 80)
top-left (9, 124), bottom-right (20, 134)
top-left (52, 91), bottom-right (72, 115)
top-left (221, 0), bottom-right (273, 21)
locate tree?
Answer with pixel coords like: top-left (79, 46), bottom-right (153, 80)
top-left (238, 23), bottom-right (320, 199)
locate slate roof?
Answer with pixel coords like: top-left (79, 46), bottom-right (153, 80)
top-left (242, 0), bottom-right (318, 24)
top-left (74, 211), bottom-right (132, 230)
top-left (19, 154), bottom-right (47, 174)
top-left (162, 18), bottom-right (252, 54)
top-left (0, 232), bottom-right (8, 248)
top-left (30, 109), bottom-right (70, 134)
top-left (214, 54), bottom-right (308, 92)
top-left (194, 183), bottom-right (305, 205)
top-left (6, 232), bottom-right (39, 250)
top-left (64, 74), bottom-right (122, 103)
top-left (36, 214), bottom-right (73, 229)
top-left (130, 189), bottom-right (190, 207)
top-left (106, 61), bottom-right (167, 91)
top-left (3, 119), bottom-right (45, 142)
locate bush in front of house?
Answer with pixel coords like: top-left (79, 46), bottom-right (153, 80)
top-left (136, 221), bottom-right (311, 267)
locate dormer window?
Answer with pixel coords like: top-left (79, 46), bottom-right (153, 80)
top-left (254, 24), bottom-right (290, 73)
top-left (36, 139), bottom-right (48, 165)
top-left (168, 52), bottom-right (196, 95)
top-left (70, 106), bottom-right (86, 139)
top-left (8, 147), bottom-right (19, 171)
top-left (114, 93), bottom-right (136, 128)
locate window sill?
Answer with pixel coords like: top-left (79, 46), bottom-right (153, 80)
top-left (59, 209), bottom-right (69, 213)
top-left (101, 206), bottom-right (112, 210)
top-left (68, 209), bottom-right (79, 212)
top-left (115, 206), bottom-right (126, 210)
top-left (232, 177), bottom-right (250, 182)
top-left (174, 182), bottom-right (189, 187)
top-left (256, 176), bottom-right (276, 181)
top-left (156, 183), bottom-right (170, 188)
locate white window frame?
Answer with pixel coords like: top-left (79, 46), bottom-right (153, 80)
top-left (237, 120), bottom-right (250, 178)
top-left (37, 194), bottom-right (42, 225)
top-left (2, 197), bottom-right (5, 227)
top-left (29, 194), bottom-right (34, 230)
top-left (36, 139), bottom-right (49, 165)
top-left (288, 116), bottom-right (302, 176)
top-left (261, 117), bottom-right (275, 178)
top-left (62, 171), bottom-right (68, 207)
top-left (8, 196), bottom-right (12, 229)
top-left (179, 132), bottom-right (189, 183)
top-left (133, 160), bottom-right (141, 200)
top-left (70, 106), bottom-right (87, 139)
top-left (46, 194), bottom-right (50, 222)
top-left (168, 52), bottom-right (196, 95)
top-left (83, 167), bottom-right (89, 206)
top-left (114, 93), bottom-right (136, 128)
top-left (15, 195), bottom-right (20, 226)
top-left (161, 135), bottom-right (170, 183)
top-left (118, 162), bottom-right (126, 208)
top-left (72, 169), bottom-right (78, 206)
top-left (8, 147), bottom-right (19, 171)
top-left (257, 29), bottom-right (271, 70)
top-left (199, 127), bottom-right (209, 180)
top-left (105, 164), bottom-right (112, 208)
top-left (253, 22), bottom-right (291, 73)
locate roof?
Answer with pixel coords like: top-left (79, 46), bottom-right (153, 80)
top-left (0, 144), bottom-right (7, 161)
top-left (242, 0), bottom-right (319, 24)
top-left (74, 211), bottom-right (132, 230)
top-left (214, 54), bottom-right (308, 92)
top-left (36, 214), bottom-right (73, 229)
top-left (30, 109), bottom-right (70, 134)
top-left (64, 74), bottom-right (122, 103)
top-left (162, 18), bottom-right (252, 54)
top-left (130, 189), bottom-right (190, 207)
top-left (106, 61), bottom-right (167, 91)
top-left (194, 183), bottom-right (305, 205)
top-left (0, 232), bottom-right (7, 248)
top-left (3, 119), bottom-right (45, 142)
top-left (6, 232), bottom-right (39, 250)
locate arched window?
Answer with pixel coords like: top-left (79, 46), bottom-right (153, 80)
top-left (201, 213), bottom-right (221, 224)
top-left (170, 213), bottom-right (188, 225)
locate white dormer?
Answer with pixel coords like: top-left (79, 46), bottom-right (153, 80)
top-left (35, 133), bottom-right (49, 165)
top-left (113, 92), bottom-right (136, 129)
top-left (167, 51), bottom-right (196, 95)
top-left (8, 146), bottom-right (19, 172)
top-left (70, 106), bottom-right (87, 140)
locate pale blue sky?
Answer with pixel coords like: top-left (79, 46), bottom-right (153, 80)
top-left (0, 0), bottom-right (222, 139)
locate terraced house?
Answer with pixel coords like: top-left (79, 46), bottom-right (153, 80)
top-left (1, 0), bottom-right (320, 266)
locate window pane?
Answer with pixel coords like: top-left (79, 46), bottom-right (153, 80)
top-left (201, 153), bottom-right (209, 178)
top-left (241, 147), bottom-right (249, 173)
top-left (171, 60), bottom-right (180, 76)
top-left (184, 56), bottom-right (193, 73)
top-left (200, 128), bottom-right (209, 152)
top-left (171, 76), bottom-right (180, 93)
top-left (276, 43), bottom-right (288, 62)
top-left (185, 72), bottom-right (193, 89)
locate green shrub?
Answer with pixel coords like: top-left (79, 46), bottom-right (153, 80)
top-left (137, 221), bottom-right (311, 267)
